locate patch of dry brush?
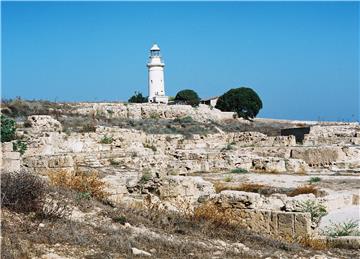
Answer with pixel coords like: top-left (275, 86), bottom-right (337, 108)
top-left (48, 170), bottom-right (109, 200)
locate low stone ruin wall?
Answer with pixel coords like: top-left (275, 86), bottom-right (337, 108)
top-left (229, 209), bottom-right (312, 240)
top-left (1, 142), bottom-right (20, 173)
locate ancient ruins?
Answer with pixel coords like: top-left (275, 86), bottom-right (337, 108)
top-left (1, 102), bottom-right (359, 258)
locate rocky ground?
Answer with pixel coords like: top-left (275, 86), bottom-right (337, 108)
top-left (1, 100), bottom-right (360, 258)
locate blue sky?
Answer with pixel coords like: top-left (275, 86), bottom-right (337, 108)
top-left (2, 1), bottom-right (359, 121)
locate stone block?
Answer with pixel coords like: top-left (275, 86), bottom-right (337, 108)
top-left (277, 212), bottom-right (294, 238)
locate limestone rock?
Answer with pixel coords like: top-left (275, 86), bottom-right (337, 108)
top-left (217, 190), bottom-right (262, 209)
top-left (159, 176), bottom-right (215, 203)
top-left (26, 115), bottom-right (62, 132)
top-left (131, 247), bottom-right (151, 257)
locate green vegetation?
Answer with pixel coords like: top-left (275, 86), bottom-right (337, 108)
top-left (223, 175), bottom-right (233, 182)
top-left (109, 159), bottom-right (120, 166)
top-left (128, 91), bottom-right (147, 103)
top-left (1, 115), bottom-right (16, 142)
top-left (143, 142), bottom-right (157, 152)
top-left (215, 87), bottom-right (263, 120)
top-left (140, 170), bottom-right (152, 183)
top-left (12, 140), bottom-right (27, 155)
top-left (221, 142), bottom-right (235, 152)
top-left (308, 177), bottom-right (321, 184)
top-left (230, 168), bottom-right (248, 174)
top-left (324, 219), bottom-right (360, 237)
top-left (100, 135), bottom-right (114, 144)
top-left (112, 215), bottom-right (127, 225)
top-left (297, 200), bottom-right (327, 225)
top-left (174, 89), bottom-right (200, 107)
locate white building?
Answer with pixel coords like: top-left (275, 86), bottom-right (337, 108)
top-left (200, 96), bottom-right (219, 107)
top-left (147, 44), bottom-right (168, 104)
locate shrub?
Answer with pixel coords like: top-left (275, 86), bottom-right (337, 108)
top-left (324, 219), bottom-right (360, 237)
top-left (223, 175), bottom-right (233, 182)
top-left (221, 143), bottom-right (235, 152)
top-left (39, 197), bottom-right (71, 220)
top-left (1, 171), bottom-right (46, 213)
top-left (1, 115), bottom-right (16, 142)
top-left (230, 168), bottom-right (248, 174)
top-left (128, 91), bottom-right (147, 103)
top-left (288, 185), bottom-right (319, 197)
top-left (112, 215), bottom-right (127, 225)
top-left (12, 140), bottom-right (27, 155)
top-left (194, 201), bottom-right (238, 227)
top-left (215, 87), bottom-right (263, 120)
top-left (149, 112), bottom-right (160, 119)
top-left (143, 142), bottom-right (157, 152)
top-left (48, 170), bottom-right (109, 200)
top-left (174, 89), bottom-right (200, 107)
top-left (100, 135), bottom-right (113, 144)
top-left (308, 177), bottom-right (321, 184)
top-left (109, 158), bottom-right (120, 166)
top-left (297, 200), bottom-right (327, 225)
top-left (173, 116), bottom-right (193, 124)
top-left (139, 170), bottom-right (152, 183)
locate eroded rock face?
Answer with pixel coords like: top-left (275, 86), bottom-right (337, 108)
top-left (26, 115), bottom-right (63, 132)
top-left (216, 190), bottom-right (263, 209)
top-left (290, 147), bottom-right (346, 167)
top-left (159, 176), bottom-right (215, 204)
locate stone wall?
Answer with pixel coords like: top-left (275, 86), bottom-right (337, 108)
top-left (231, 209), bottom-right (312, 240)
top-left (1, 142), bottom-right (20, 173)
top-left (69, 103), bottom-right (235, 122)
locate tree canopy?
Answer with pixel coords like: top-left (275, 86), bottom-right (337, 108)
top-left (174, 89), bottom-right (200, 107)
top-left (128, 91), bottom-right (147, 103)
top-left (215, 87), bottom-right (263, 120)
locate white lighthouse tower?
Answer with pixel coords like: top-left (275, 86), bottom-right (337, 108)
top-left (147, 44), bottom-right (168, 104)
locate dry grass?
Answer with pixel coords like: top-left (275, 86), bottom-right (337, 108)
top-left (299, 237), bottom-right (328, 250)
top-left (48, 170), bottom-right (109, 200)
top-left (1, 171), bottom-right (46, 213)
top-left (193, 201), bottom-right (239, 227)
top-left (288, 185), bottom-right (320, 197)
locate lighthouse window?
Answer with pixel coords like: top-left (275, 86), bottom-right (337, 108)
top-left (151, 80), bottom-right (153, 83)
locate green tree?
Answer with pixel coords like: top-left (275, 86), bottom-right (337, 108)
top-left (1, 115), bottom-right (16, 143)
top-left (215, 87), bottom-right (263, 120)
top-left (174, 89), bottom-right (200, 107)
top-left (128, 91), bottom-right (147, 103)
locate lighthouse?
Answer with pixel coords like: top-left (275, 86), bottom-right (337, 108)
top-left (147, 44), bottom-right (168, 104)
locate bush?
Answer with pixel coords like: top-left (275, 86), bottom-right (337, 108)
top-left (230, 168), bottom-right (248, 174)
top-left (48, 170), bottom-right (109, 200)
top-left (308, 177), bottom-right (321, 184)
top-left (174, 89), bottom-right (200, 107)
top-left (143, 142), bottom-right (157, 152)
top-left (297, 200), bottom-right (327, 225)
top-left (1, 115), bottom-right (16, 142)
top-left (1, 171), bottom-right (46, 213)
top-left (128, 91), bottom-right (147, 103)
top-left (215, 87), bottom-right (263, 120)
top-left (324, 219), bottom-right (360, 237)
top-left (100, 135), bottom-right (113, 144)
top-left (12, 140), bottom-right (27, 155)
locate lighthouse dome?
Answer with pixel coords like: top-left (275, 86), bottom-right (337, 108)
top-left (150, 44), bottom-right (160, 51)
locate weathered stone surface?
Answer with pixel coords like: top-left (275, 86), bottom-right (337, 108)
top-left (290, 147), bottom-right (346, 167)
top-left (217, 190), bottom-right (262, 209)
top-left (159, 176), bottom-right (215, 204)
top-left (26, 115), bottom-right (63, 132)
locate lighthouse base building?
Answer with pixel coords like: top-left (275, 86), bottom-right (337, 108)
top-left (147, 44), bottom-right (169, 104)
